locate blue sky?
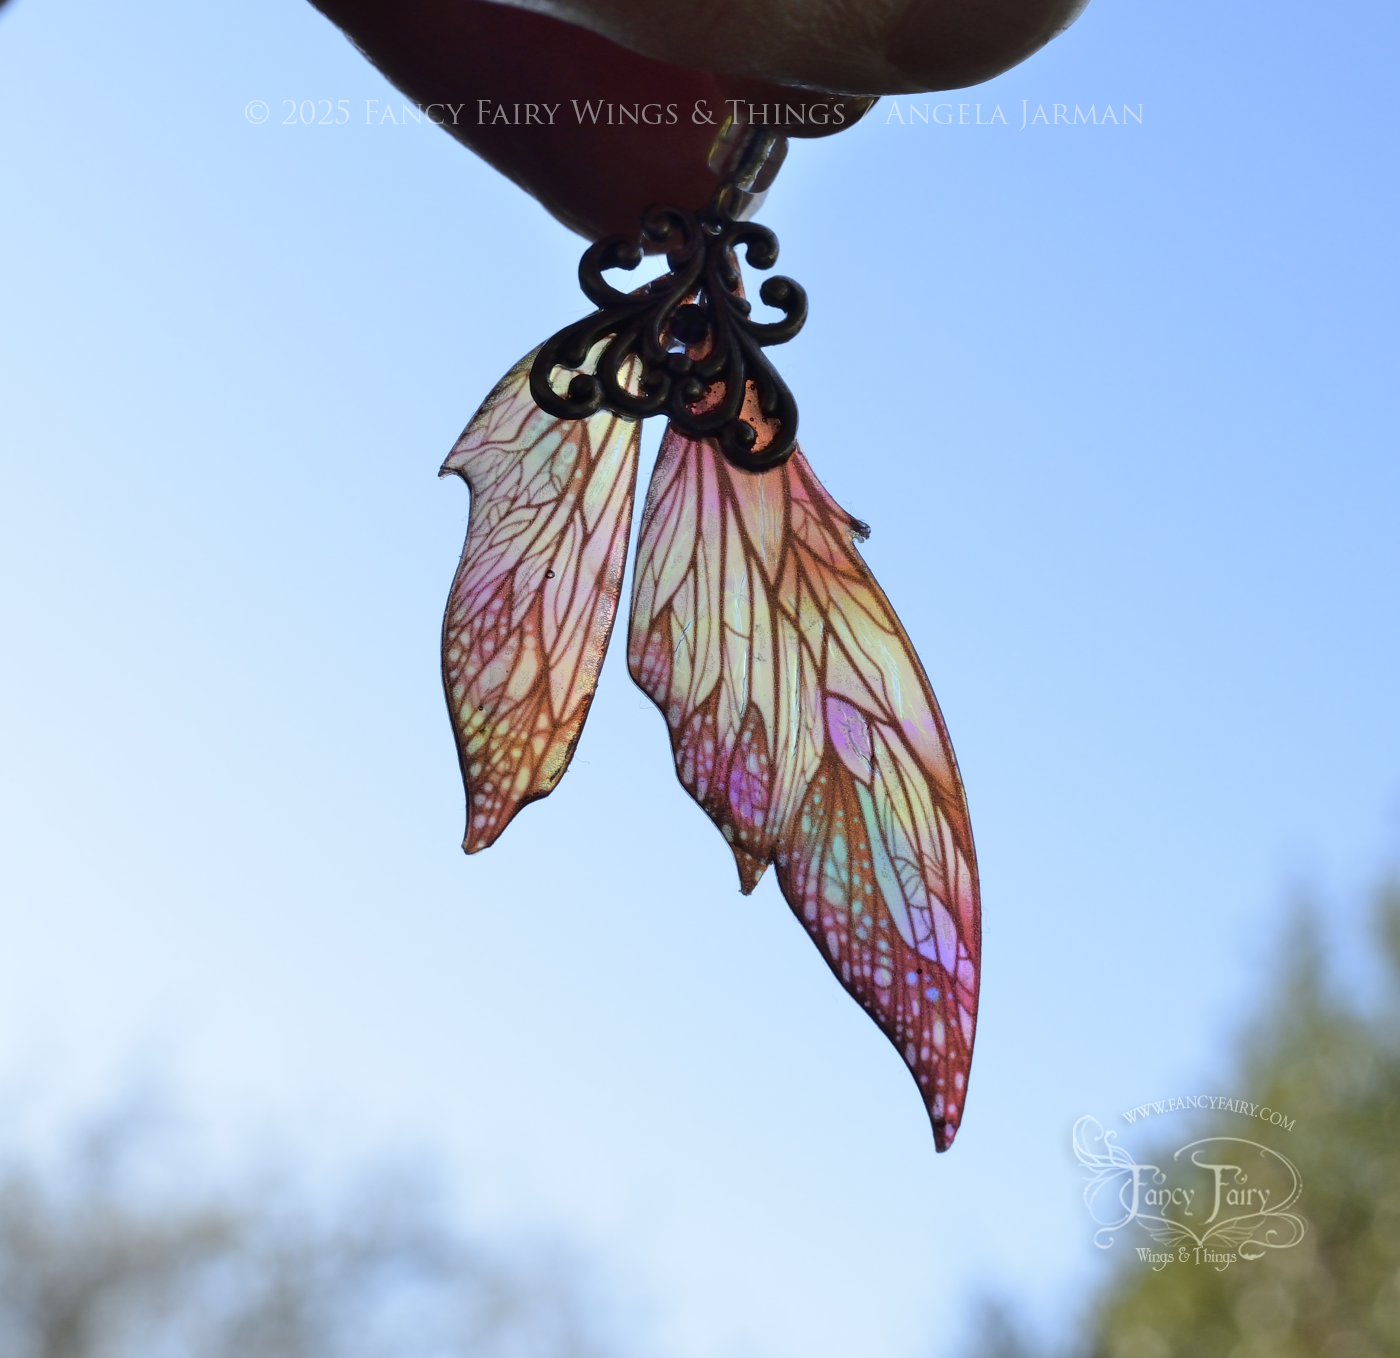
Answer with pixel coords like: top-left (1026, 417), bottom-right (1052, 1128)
top-left (1, 0), bottom-right (1396, 1355)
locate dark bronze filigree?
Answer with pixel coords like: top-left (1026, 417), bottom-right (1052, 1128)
top-left (528, 181), bottom-right (808, 473)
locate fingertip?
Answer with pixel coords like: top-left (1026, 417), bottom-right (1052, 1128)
top-left (885, 0), bottom-right (1092, 92)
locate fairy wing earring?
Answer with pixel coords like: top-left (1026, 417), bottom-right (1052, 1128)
top-left (440, 123), bottom-right (981, 1151)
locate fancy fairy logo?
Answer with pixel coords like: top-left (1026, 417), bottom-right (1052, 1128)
top-left (1073, 1114), bottom-right (1306, 1270)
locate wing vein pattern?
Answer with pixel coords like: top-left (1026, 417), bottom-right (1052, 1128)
top-left (441, 347), bottom-right (640, 853)
top-left (628, 427), bottom-right (980, 1148)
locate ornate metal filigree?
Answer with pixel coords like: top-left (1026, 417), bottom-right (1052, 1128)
top-left (529, 179), bottom-right (807, 473)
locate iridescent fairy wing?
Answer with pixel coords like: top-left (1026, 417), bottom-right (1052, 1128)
top-left (441, 347), bottom-right (639, 853)
top-left (628, 429), bottom-right (980, 1148)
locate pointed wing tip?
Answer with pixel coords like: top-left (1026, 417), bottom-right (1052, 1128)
top-left (932, 1120), bottom-right (958, 1153)
top-left (462, 824), bottom-right (500, 855)
top-left (732, 847), bottom-right (769, 895)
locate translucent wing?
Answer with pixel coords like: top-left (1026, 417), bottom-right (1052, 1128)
top-left (441, 347), bottom-right (639, 853)
top-left (628, 428), bottom-right (980, 1148)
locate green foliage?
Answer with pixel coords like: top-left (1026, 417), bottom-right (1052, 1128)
top-left (1086, 881), bottom-right (1400, 1358)
top-left (0, 1105), bottom-right (622, 1358)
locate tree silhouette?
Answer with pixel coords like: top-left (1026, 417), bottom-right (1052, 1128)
top-left (0, 1105), bottom-right (624, 1358)
top-left (962, 878), bottom-right (1400, 1358)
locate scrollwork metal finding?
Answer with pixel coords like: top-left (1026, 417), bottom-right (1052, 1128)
top-left (528, 173), bottom-right (807, 473)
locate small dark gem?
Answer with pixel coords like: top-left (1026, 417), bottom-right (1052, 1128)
top-left (545, 570), bottom-right (555, 578)
top-left (567, 374), bottom-right (596, 405)
top-left (670, 303), bottom-right (709, 344)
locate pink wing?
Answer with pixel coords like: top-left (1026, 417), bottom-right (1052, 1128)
top-left (441, 347), bottom-right (639, 853)
top-left (628, 428), bottom-right (980, 1148)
